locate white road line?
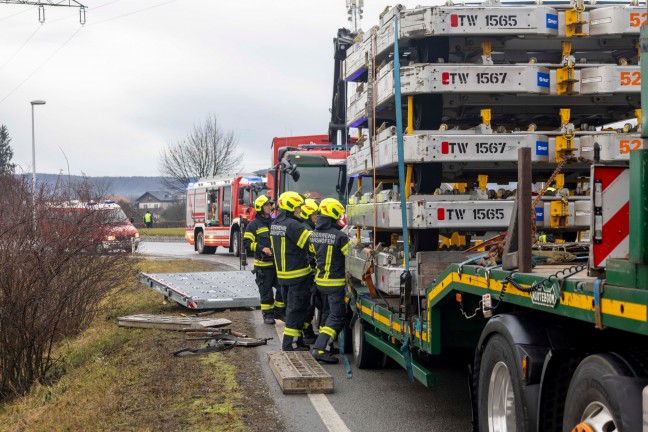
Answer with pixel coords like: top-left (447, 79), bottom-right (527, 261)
top-left (273, 319), bottom-right (351, 432)
top-left (307, 394), bottom-right (352, 432)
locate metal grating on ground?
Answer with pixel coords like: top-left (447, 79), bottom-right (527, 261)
top-left (117, 314), bottom-right (231, 331)
top-left (139, 271), bottom-right (259, 309)
top-left (268, 351), bottom-right (333, 394)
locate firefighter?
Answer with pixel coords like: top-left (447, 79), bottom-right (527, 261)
top-left (270, 191), bottom-right (313, 351)
top-left (309, 198), bottom-right (350, 364)
top-left (243, 195), bottom-right (285, 324)
top-left (299, 198), bottom-right (320, 344)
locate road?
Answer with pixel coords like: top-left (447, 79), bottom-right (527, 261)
top-left (139, 240), bottom-right (472, 431)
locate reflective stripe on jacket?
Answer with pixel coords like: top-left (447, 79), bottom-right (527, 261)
top-left (270, 210), bottom-right (312, 284)
top-left (243, 215), bottom-right (274, 268)
top-left (311, 215), bottom-right (350, 287)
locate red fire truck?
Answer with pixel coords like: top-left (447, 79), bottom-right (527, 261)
top-left (268, 135), bottom-right (354, 204)
top-left (185, 174), bottom-right (267, 256)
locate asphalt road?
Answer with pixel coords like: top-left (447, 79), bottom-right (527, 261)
top-left (139, 241), bottom-right (472, 431)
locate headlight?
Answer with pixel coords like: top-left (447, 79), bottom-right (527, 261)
top-left (105, 235), bottom-right (116, 241)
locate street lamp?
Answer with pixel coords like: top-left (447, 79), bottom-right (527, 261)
top-left (30, 100), bottom-right (46, 224)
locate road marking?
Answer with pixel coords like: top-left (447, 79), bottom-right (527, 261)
top-left (307, 393), bottom-right (352, 432)
top-left (273, 318), bottom-right (351, 432)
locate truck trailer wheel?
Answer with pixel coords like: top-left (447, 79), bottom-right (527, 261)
top-left (562, 354), bottom-right (635, 432)
top-left (352, 319), bottom-right (382, 369)
top-left (478, 334), bottom-right (528, 432)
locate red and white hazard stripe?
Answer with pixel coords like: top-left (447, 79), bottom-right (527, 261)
top-left (590, 166), bottom-right (630, 268)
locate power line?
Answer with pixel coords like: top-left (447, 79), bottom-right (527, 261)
top-left (0, 24), bottom-right (42, 72)
top-left (0, 26), bottom-right (83, 105)
top-left (86, 0), bottom-right (177, 26)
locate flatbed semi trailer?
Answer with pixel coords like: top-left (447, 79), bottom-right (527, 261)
top-left (340, 1), bottom-right (648, 431)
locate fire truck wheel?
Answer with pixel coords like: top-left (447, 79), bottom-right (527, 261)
top-left (352, 319), bottom-right (382, 369)
top-left (196, 231), bottom-right (216, 254)
top-left (231, 231), bottom-right (240, 257)
top-left (478, 334), bottom-right (528, 432)
top-left (562, 354), bottom-right (633, 432)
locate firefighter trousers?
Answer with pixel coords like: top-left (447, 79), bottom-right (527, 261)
top-left (303, 274), bottom-right (318, 336)
top-left (254, 267), bottom-right (284, 317)
top-left (312, 285), bottom-right (346, 351)
top-left (281, 278), bottom-right (312, 350)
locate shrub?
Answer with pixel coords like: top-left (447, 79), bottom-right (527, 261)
top-left (0, 176), bottom-right (138, 400)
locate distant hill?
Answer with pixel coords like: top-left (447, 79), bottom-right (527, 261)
top-left (33, 173), bottom-right (171, 201)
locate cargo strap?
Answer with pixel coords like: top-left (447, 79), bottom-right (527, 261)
top-left (338, 328), bottom-right (353, 379)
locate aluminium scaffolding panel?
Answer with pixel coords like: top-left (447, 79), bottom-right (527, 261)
top-left (139, 271), bottom-right (259, 310)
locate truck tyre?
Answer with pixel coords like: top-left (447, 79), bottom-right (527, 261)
top-left (352, 319), bottom-right (382, 369)
top-left (478, 334), bottom-right (529, 432)
top-left (196, 231), bottom-right (216, 255)
top-left (562, 353), bottom-right (635, 432)
top-left (231, 230), bottom-right (240, 257)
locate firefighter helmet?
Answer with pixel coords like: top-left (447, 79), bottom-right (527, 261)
top-left (254, 194), bottom-right (273, 212)
top-left (299, 198), bottom-right (319, 219)
top-left (278, 191), bottom-right (305, 212)
top-left (319, 198), bottom-right (345, 220)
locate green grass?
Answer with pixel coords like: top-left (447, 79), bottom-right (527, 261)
top-left (0, 258), bottom-right (248, 432)
top-left (139, 227), bottom-right (185, 237)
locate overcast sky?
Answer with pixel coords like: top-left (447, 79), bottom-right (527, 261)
top-left (0, 0), bottom-right (432, 177)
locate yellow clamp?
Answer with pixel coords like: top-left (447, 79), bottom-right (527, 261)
top-left (556, 45), bottom-right (577, 95)
top-left (565, 0), bottom-right (588, 37)
top-left (636, 109), bottom-right (642, 128)
top-left (478, 174), bottom-right (488, 191)
top-left (481, 109), bottom-right (491, 127)
top-left (481, 41), bottom-right (492, 58)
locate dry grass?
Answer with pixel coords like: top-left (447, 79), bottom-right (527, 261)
top-left (0, 259), bottom-right (251, 432)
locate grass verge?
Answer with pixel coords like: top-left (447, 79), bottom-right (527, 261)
top-left (139, 227), bottom-right (185, 237)
top-left (0, 259), bottom-right (251, 432)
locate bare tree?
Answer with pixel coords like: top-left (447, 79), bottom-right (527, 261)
top-left (159, 114), bottom-right (243, 192)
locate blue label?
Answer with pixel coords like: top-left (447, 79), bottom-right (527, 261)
top-left (536, 141), bottom-right (549, 156)
top-left (535, 207), bottom-right (544, 222)
top-left (537, 72), bottom-right (550, 88)
top-left (546, 13), bottom-right (558, 29)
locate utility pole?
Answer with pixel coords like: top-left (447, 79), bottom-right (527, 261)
top-left (0, 1), bottom-right (86, 24)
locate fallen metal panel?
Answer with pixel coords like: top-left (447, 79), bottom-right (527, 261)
top-left (268, 351), bottom-right (334, 394)
top-left (117, 314), bottom-right (231, 331)
top-left (139, 271), bottom-right (259, 310)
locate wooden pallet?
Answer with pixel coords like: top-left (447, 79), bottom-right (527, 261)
top-left (268, 351), bottom-right (334, 394)
top-left (117, 314), bottom-right (231, 331)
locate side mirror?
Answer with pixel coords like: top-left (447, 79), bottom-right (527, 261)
top-left (291, 169), bottom-right (300, 182)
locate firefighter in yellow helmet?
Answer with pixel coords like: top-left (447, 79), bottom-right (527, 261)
top-left (243, 195), bottom-right (285, 324)
top-left (299, 198), bottom-right (320, 344)
top-left (309, 198), bottom-right (351, 364)
top-left (270, 191), bottom-right (313, 351)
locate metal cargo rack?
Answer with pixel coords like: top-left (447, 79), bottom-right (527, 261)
top-left (139, 271), bottom-right (259, 310)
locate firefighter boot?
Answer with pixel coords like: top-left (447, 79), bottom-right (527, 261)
top-left (311, 349), bottom-right (339, 364)
top-left (302, 323), bottom-right (317, 345)
top-left (263, 313), bottom-right (275, 325)
top-left (274, 308), bottom-right (286, 322)
top-left (282, 336), bottom-right (309, 352)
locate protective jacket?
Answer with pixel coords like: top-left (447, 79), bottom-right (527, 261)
top-left (310, 216), bottom-right (350, 288)
top-left (243, 214), bottom-right (274, 268)
top-left (270, 210), bottom-right (312, 284)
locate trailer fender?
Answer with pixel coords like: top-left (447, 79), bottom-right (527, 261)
top-left (472, 313), bottom-right (553, 432)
